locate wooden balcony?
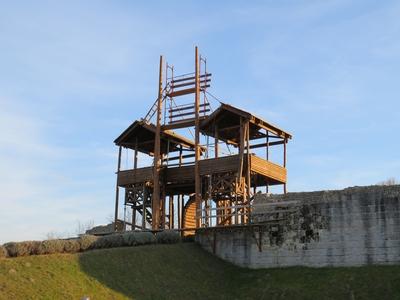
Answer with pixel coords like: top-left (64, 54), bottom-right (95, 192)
top-left (117, 154), bottom-right (286, 188)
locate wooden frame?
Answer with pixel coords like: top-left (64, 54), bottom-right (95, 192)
top-left (113, 47), bottom-right (292, 234)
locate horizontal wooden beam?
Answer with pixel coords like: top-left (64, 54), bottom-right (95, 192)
top-left (218, 124), bottom-right (241, 132)
top-left (170, 108), bottom-right (210, 119)
top-left (170, 73), bottom-right (211, 84)
top-left (249, 119), bottom-right (287, 139)
top-left (168, 102), bottom-right (209, 113)
top-left (172, 78), bottom-right (211, 89)
top-left (167, 85), bottom-right (210, 97)
top-left (162, 153), bottom-right (196, 162)
top-left (249, 140), bottom-right (285, 149)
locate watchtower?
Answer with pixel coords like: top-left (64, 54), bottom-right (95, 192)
top-left (113, 47), bottom-right (292, 234)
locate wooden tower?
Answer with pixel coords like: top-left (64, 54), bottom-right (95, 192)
top-left (113, 47), bottom-right (292, 234)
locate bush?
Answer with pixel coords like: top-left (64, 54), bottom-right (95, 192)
top-left (28, 241), bottom-right (42, 255)
top-left (156, 230), bottom-right (181, 244)
top-left (3, 241), bottom-right (40, 257)
top-left (78, 235), bottom-right (98, 251)
top-left (0, 245), bottom-right (7, 258)
top-left (63, 239), bottom-right (81, 253)
top-left (122, 231), bottom-right (156, 246)
top-left (37, 239), bottom-right (65, 255)
top-left (94, 234), bottom-right (124, 249)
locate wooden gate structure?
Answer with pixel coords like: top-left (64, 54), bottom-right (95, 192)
top-left (113, 47), bottom-right (292, 235)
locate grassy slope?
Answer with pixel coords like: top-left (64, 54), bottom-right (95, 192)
top-left (1, 243), bottom-right (400, 300)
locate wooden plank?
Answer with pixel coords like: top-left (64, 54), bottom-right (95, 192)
top-left (249, 140), bottom-right (284, 149)
top-left (114, 146), bottom-right (122, 231)
top-left (250, 155), bottom-right (286, 183)
top-left (170, 72), bottom-right (211, 84)
top-left (166, 165), bottom-right (195, 182)
top-left (194, 46), bottom-right (201, 229)
top-left (172, 78), bottom-right (211, 89)
top-left (167, 85), bottom-right (210, 97)
top-left (198, 155), bottom-right (239, 175)
top-left (117, 167), bottom-right (154, 186)
top-left (162, 116), bottom-right (207, 130)
top-left (168, 102), bottom-right (209, 113)
top-left (170, 108), bottom-right (210, 119)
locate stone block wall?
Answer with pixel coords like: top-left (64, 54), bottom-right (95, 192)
top-left (196, 185), bottom-right (400, 268)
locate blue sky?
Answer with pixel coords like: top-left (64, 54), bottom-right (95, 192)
top-left (1, 0), bottom-right (399, 243)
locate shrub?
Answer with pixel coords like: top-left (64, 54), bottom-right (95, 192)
top-left (78, 235), bottom-right (98, 251)
top-left (28, 241), bottom-right (42, 255)
top-left (0, 245), bottom-right (7, 258)
top-left (63, 239), bottom-right (81, 253)
top-left (4, 241), bottom-right (43, 257)
top-left (156, 230), bottom-right (181, 244)
top-left (3, 241), bottom-right (39, 257)
top-left (37, 239), bottom-right (65, 255)
top-left (94, 234), bottom-right (124, 249)
top-left (122, 231), bottom-right (156, 246)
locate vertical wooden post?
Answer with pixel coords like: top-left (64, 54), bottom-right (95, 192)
top-left (214, 124), bottom-right (219, 158)
top-left (180, 195), bottom-right (184, 230)
top-left (284, 137), bottom-right (287, 194)
top-left (283, 137), bottom-right (287, 168)
top-left (142, 185), bottom-right (147, 230)
top-left (134, 137), bottom-right (138, 170)
top-left (194, 46), bottom-right (201, 228)
top-left (178, 145), bottom-right (183, 230)
top-left (132, 207), bottom-right (136, 231)
top-left (246, 121), bottom-right (251, 224)
top-left (152, 55), bottom-right (163, 230)
top-left (132, 138), bottom-right (138, 230)
top-left (236, 117), bottom-right (245, 225)
top-left (114, 146), bottom-right (122, 231)
top-left (168, 195), bottom-right (173, 229)
top-left (177, 194), bottom-right (181, 230)
top-left (161, 183), bottom-right (166, 229)
top-left (266, 129), bottom-right (269, 193)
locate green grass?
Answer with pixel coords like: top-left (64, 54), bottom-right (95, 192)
top-left (1, 243), bottom-right (400, 299)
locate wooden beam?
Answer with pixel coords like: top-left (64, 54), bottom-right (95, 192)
top-left (168, 102), bottom-right (209, 113)
top-left (249, 140), bottom-right (285, 149)
top-left (266, 129), bottom-right (269, 193)
top-left (214, 124), bottom-right (219, 158)
top-left (134, 138), bottom-right (138, 169)
top-left (172, 78), bottom-right (211, 89)
top-left (114, 146), bottom-right (122, 231)
top-left (249, 118), bottom-right (286, 139)
top-left (170, 108), bottom-right (210, 119)
top-left (152, 55), bottom-right (163, 230)
top-left (284, 138), bottom-right (287, 194)
top-left (167, 85), bottom-right (210, 98)
top-left (194, 46), bottom-right (201, 228)
top-left (284, 138), bottom-right (287, 168)
top-left (217, 124), bottom-right (241, 132)
top-left (170, 72), bottom-right (211, 84)
top-left (131, 206), bottom-right (136, 230)
top-left (162, 153), bottom-right (195, 162)
top-left (178, 146), bottom-right (183, 232)
top-left (246, 121), bottom-right (251, 224)
top-left (237, 117), bottom-right (244, 178)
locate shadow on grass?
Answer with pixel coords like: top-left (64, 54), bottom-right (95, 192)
top-left (78, 243), bottom-right (241, 300)
top-left (78, 242), bottom-right (400, 300)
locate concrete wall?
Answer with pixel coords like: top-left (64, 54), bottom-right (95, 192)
top-left (196, 185), bottom-right (400, 268)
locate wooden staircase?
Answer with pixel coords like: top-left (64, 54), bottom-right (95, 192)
top-left (182, 196), bottom-right (196, 236)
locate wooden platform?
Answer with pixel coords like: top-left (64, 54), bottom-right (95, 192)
top-left (117, 154), bottom-right (286, 191)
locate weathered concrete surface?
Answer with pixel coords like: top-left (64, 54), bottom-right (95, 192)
top-left (196, 185), bottom-right (400, 268)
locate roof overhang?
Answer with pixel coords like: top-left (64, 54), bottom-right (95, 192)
top-left (200, 103), bottom-right (292, 146)
top-left (114, 120), bottom-right (203, 156)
